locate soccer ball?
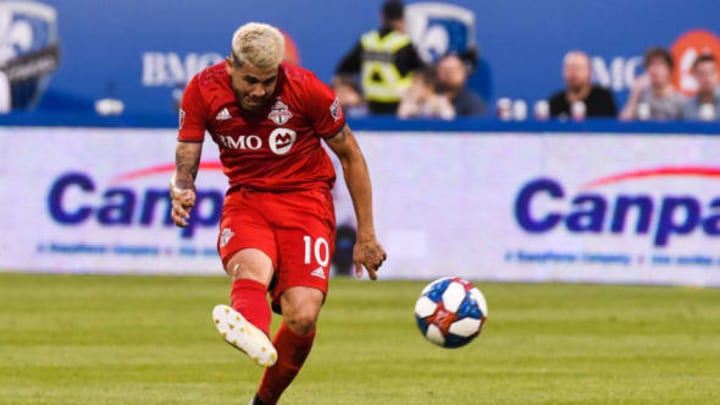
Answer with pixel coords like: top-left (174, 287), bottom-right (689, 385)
top-left (414, 277), bottom-right (488, 348)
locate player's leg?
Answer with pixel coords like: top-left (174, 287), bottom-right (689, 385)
top-left (254, 287), bottom-right (323, 405)
top-left (253, 189), bottom-right (336, 404)
top-left (212, 192), bottom-right (279, 367)
top-left (213, 248), bottom-right (278, 367)
top-left (225, 248), bottom-right (274, 335)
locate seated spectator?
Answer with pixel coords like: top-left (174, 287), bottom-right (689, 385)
top-left (333, 76), bottom-right (368, 118)
top-left (397, 69), bottom-right (455, 119)
top-left (621, 47), bottom-right (684, 120)
top-left (548, 51), bottom-right (617, 118)
top-left (435, 54), bottom-right (486, 116)
top-left (682, 54), bottom-right (720, 121)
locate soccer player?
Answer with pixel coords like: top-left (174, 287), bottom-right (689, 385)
top-left (169, 22), bottom-right (387, 405)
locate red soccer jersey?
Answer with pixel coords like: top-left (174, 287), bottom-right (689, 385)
top-left (178, 62), bottom-right (345, 192)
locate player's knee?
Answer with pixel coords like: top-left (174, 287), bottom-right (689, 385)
top-left (225, 249), bottom-right (273, 284)
top-left (285, 305), bottom-right (319, 336)
top-left (225, 259), bottom-right (255, 279)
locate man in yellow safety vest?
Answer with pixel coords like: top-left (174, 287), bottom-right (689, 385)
top-left (335, 0), bottom-right (424, 115)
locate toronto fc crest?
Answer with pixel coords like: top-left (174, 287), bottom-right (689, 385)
top-left (268, 99), bottom-right (293, 125)
top-left (219, 227), bottom-right (235, 248)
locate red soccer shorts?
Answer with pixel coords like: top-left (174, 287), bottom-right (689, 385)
top-left (217, 188), bottom-right (336, 313)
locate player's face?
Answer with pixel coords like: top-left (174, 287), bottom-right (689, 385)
top-left (226, 58), bottom-right (279, 111)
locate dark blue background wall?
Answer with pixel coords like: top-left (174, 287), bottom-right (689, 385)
top-left (11, 0), bottom-right (720, 118)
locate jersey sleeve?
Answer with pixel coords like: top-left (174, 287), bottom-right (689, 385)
top-left (304, 73), bottom-right (346, 139)
top-left (177, 75), bottom-right (208, 142)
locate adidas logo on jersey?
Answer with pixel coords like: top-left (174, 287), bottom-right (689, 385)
top-left (310, 267), bottom-right (326, 279)
top-left (216, 107), bottom-right (231, 120)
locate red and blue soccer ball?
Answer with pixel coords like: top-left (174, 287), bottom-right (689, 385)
top-left (414, 277), bottom-right (488, 348)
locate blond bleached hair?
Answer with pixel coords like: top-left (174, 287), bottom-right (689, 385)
top-left (231, 22), bottom-right (285, 70)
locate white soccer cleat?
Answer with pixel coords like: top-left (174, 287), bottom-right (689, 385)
top-left (212, 304), bottom-right (277, 367)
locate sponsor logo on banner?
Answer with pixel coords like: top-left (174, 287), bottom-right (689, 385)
top-left (46, 163), bottom-right (226, 239)
top-left (514, 166), bottom-right (720, 248)
top-left (670, 30), bottom-right (720, 96)
top-left (404, 3), bottom-right (475, 64)
top-left (140, 32), bottom-right (301, 90)
top-left (142, 52), bottom-right (223, 86)
top-left (0, 1), bottom-right (60, 110)
top-left (591, 56), bottom-right (643, 92)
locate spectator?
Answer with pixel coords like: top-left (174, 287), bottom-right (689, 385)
top-left (621, 47), bottom-right (684, 120)
top-left (548, 51), bottom-right (617, 118)
top-left (397, 69), bottom-right (455, 119)
top-left (332, 77), bottom-right (368, 118)
top-left (435, 54), bottom-right (486, 116)
top-left (335, 0), bottom-right (424, 115)
top-left (682, 54), bottom-right (720, 121)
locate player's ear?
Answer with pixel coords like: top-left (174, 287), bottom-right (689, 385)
top-left (225, 57), bottom-right (234, 75)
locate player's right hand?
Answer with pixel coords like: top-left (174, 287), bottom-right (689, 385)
top-left (170, 186), bottom-right (196, 227)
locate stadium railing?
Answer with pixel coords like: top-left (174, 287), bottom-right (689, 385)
top-left (2, 111), bottom-right (720, 134)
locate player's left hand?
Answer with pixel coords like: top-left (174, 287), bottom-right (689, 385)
top-left (353, 237), bottom-right (387, 281)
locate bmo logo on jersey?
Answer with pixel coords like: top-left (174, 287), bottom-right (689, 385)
top-left (269, 128), bottom-right (297, 155)
top-left (217, 128), bottom-right (297, 155)
top-left (217, 134), bottom-right (262, 150)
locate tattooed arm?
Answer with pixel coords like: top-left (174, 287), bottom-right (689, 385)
top-left (325, 124), bottom-right (387, 279)
top-left (170, 141), bottom-right (202, 227)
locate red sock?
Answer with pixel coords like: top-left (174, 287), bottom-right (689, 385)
top-left (257, 323), bottom-right (315, 405)
top-left (230, 278), bottom-right (271, 336)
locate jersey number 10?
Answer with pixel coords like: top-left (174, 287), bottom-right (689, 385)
top-left (303, 235), bottom-right (330, 267)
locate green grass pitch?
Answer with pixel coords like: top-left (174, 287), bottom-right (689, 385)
top-left (1, 273), bottom-right (719, 404)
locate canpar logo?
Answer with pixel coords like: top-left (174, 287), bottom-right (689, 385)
top-left (514, 167), bottom-right (720, 247)
top-left (671, 30), bottom-right (720, 96)
top-left (47, 162), bottom-right (225, 238)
